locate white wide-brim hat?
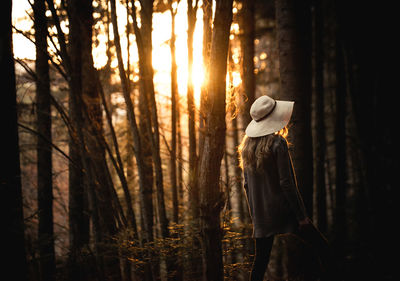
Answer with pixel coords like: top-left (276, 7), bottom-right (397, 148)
top-left (245, 95), bottom-right (294, 137)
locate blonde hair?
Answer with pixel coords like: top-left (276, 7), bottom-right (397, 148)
top-left (238, 127), bottom-right (288, 173)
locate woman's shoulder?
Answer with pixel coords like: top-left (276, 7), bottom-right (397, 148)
top-left (271, 134), bottom-right (289, 152)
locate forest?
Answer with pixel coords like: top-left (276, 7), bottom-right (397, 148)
top-left (2, 0), bottom-right (396, 280)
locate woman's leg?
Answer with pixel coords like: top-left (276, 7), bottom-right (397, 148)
top-left (250, 236), bottom-right (274, 281)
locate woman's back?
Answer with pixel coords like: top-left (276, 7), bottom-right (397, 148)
top-left (243, 134), bottom-right (307, 238)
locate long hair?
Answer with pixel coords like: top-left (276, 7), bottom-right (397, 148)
top-left (238, 126), bottom-right (288, 173)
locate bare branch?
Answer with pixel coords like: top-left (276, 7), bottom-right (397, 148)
top-left (17, 122), bottom-right (77, 166)
top-left (45, 0), bottom-right (71, 75)
top-left (14, 58), bottom-right (37, 81)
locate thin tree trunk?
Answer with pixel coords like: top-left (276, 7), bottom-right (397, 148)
top-left (139, 0), bottom-right (174, 278)
top-left (68, 1), bottom-right (121, 280)
top-left (176, 96), bottom-right (184, 206)
top-left (198, 1), bottom-right (233, 280)
top-left (231, 115), bottom-right (246, 222)
top-left (199, 0), bottom-right (212, 156)
top-left (1, 1), bottom-right (28, 279)
top-left (46, 1), bottom-right (101, 279)
top-left (111, 1), bottom-right (156, 280)
top-left (55, 0), bottom-right (91, 279)
top-left (228, 45), bottom-right (246, 228)
top-left (187, 0), bottom-right (200, 223)
top-left (275, 0), bottom-right (313, 215)
top-left (312, 0), bottom-right (327, 234)
top-left (97, 75), bottom-right (138, 233)
top-left (138, 0), bottom-right (170, 241)
top-left (333, 32), bottom-right (347, 254)
top-left (67, 32), bottom-right (91, 281)
top-left (51, 2), bottom-right (92, 275)
top-left (169, 1), bottom-right (179, 224)
top-left (167, 2), bottom-right (183, 280)
top-left (239, 0), bottom-right (256, 128)
top-left (34, 1), bottom-right (56, 280)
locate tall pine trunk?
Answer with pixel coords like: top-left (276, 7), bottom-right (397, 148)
top-left (198, 0), bottom-right (233, 280)
top-left (34, 1), bottom-right (56, 281)
top-left (239, 0), bottom-right (256, 127)
top-left (187, 0), bottom-right (200, 223)
top-left (333, 28), bottom-right (347, 254)
top-left (168, 2), bottom-right (183, 280)
top-left (137, 0), bottom-right (170, 241)
top-left (312, 0), bottom-right (327, 233)
top-left (198, 0), bottom-right (211, 159)
top-left (1, 1), bottom-right (28, 279)
top-left (275, 0), bottom-right (313, 215)
top-left (169, 1), bottom-right (179, 225)
top-left (68, 1), bottom-right (120, 279)
top-left (112, 1), bottom-right (156, 279)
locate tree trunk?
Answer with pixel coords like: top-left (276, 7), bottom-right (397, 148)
top-left (34, 1), bottom-right (56, 281)
top-left (112, 1), bottom-right (157, 280)
top-left (333, 30), bottom-right (347, 253)
top-left (66, 42), bottom-right (91, 281)
top-left (137, 0), bottom-right (170, 241)
top-left (199, 0), bottom-right (212, 156)
top-left (275, 0), bottom-right (313, 215)
top-left (187, 0), bottom-right (200, 223)
top-left (1, 1), bottom-right (28, 279)
top-left (239, 0), bottom-right (256, 127)
top-left (169, 1), bottom-right (179, 225)
top-left (68, 1), bottom-right (120, 280)
top-left (198, 1), bottom-right (233, 280)
top-left (176, 98), bottom-right (184, 210)
top-left (312, 0), bottom-right (327, 233)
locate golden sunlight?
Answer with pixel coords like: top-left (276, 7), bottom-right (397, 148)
top-left (152, 1), bottom-right (205, 105)
top-left (12, 0), bottom-right (232, 107)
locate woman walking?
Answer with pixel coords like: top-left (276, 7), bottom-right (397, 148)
top-left (239, 95), bottom-right (331, 281)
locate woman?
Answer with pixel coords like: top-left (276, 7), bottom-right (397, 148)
top-left (239, 95), bottom-right (329, 281)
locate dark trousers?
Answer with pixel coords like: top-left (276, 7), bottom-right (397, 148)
top-left (250, 228), bottom-right (332, 281)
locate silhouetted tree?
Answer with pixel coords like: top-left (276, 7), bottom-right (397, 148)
top-left (198, 0), bottom-right (233, 280)
top-left (312, 0), bottom-right (327, 233)
top-left (1, 1), bottom-right (28, 280)
top-left (240, 0), bottom-right (256, 127)
top-left (275, 0), bottom-right (313, 214)
top-left (34, 1), bottom-right (56, 280)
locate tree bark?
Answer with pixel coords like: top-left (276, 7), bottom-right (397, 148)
top-left (34, 1), bottom-right (56, 280)
top-left (112, 1), bottom-right (157, 280)
top-left (66, 24), bottom-right (91, 281)
top-left (68, 1), bottom-right (120, 280)
top-left (1, 1), bottom-right (28, 280)
top-left (275, 0), bottom-right (313, 215)
top-left (187, 0), bottom-right (200, 223)
top-left (169, 1), bottom-right (179, 225)
top-left (239, 0), bottom-right (256, 127)
top-left (198, 0), bottom-right (233, 280)
top-left (136, 0), bottom-right (170, 241)
top-left (199, 0), bottom-right (212, 159)
top-left (333, 29), bottom-right (347, 253)
top-left (312, 0), bottom-right (327, 233)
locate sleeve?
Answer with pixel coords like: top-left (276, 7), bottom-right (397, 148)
top-left (275, 137), bottom-right (308, 221)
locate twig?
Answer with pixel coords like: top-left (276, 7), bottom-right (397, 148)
top-left (14, 58), bottom-right (37, 81)
top-left (12, 26), bottom-right (68, 80)
top-left (17, 122), bottom-right (78, 167)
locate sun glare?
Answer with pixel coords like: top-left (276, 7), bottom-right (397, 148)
top-left (152, 1), bottom-right (205, 105)
top-left (12, 0), bottom-right (236, 107)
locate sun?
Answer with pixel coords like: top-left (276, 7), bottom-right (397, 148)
top-left (152, 1), bottom-right (206, 105)
top-left (12, 0), bottom-right (233, 108)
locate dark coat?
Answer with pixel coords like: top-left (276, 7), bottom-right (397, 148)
top-left (243, 135), bottom-right (308, 238)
